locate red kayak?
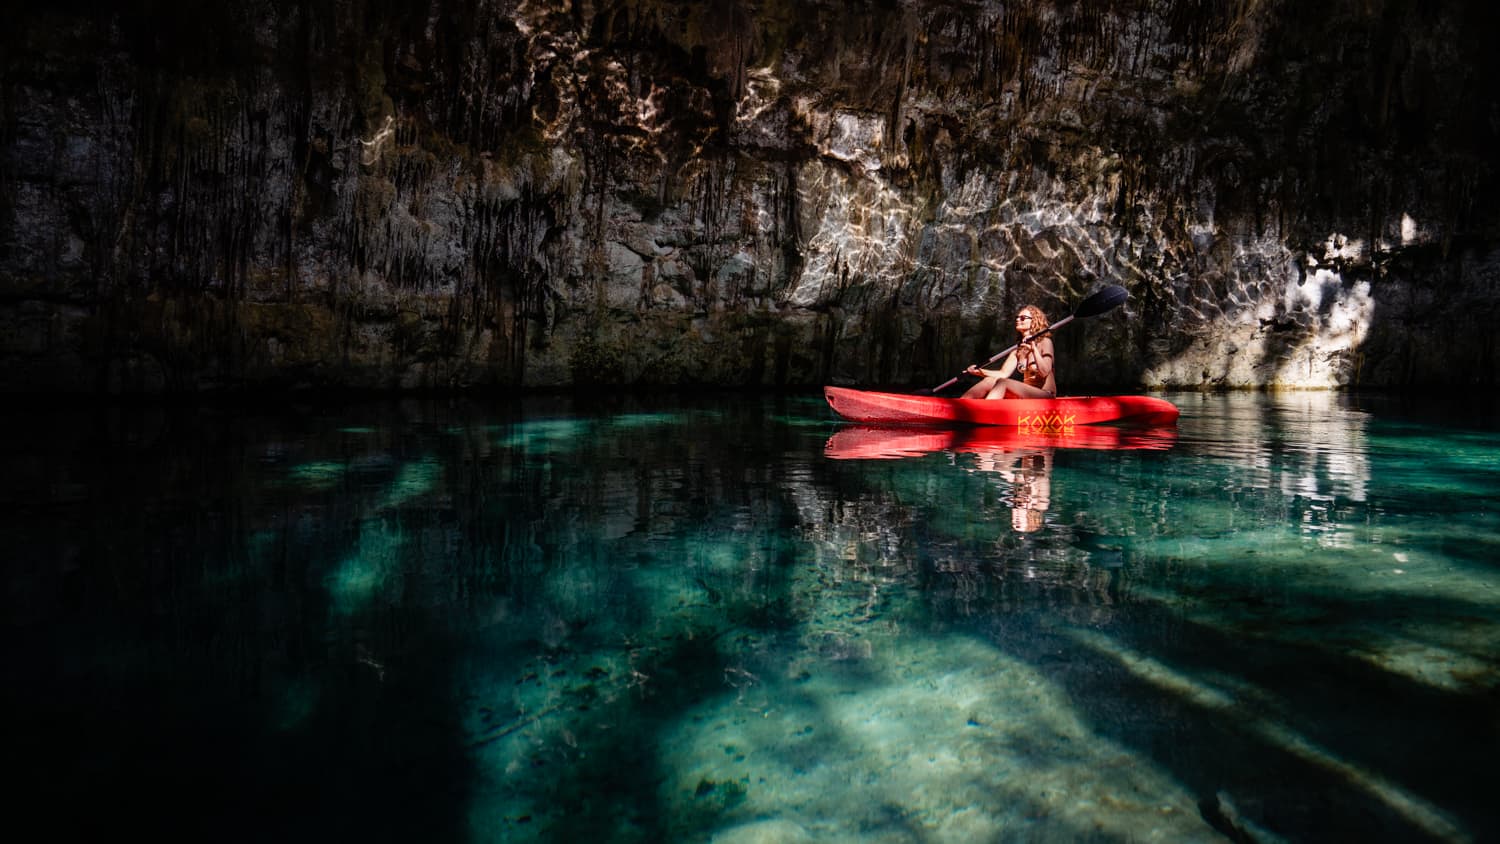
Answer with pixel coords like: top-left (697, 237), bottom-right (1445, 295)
top-left (825, 423), bottom-right (1178, 460)
top-left (824, 386), bottom-right (1179, 429)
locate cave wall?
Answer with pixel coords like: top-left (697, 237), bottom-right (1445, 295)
top-left (3, 0), bottom-right (1498, 393)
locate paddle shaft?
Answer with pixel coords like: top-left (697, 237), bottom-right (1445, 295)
top-left (930, 315), bottom-right (1074, 394)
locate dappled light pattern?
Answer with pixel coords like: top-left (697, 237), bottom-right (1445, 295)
top-left (789, 164), bottom-right (915, 309)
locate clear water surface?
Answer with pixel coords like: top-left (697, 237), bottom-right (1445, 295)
top-left (3, 391), bottom-right (1498, 842)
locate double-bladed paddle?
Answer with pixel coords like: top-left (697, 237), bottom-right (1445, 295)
top-left (929, 284), bottom-right (1129, 393)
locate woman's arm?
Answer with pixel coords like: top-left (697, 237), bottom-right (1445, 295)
top-left (1030, 338), bottom-right (1054, 378)
top-left (966, 349), bottom-right (1020, 380)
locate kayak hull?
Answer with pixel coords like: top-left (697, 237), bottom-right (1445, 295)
top-left (823, 386), bottom-right (1179, 428)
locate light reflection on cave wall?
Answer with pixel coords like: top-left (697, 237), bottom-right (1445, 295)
top-left (1, 1), bottom-right (1497, 392)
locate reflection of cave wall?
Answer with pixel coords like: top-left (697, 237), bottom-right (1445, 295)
top-left (2, 0), bottom-right (1497, 393)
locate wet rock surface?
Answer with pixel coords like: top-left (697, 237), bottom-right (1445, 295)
top-left (3, 0), bottom-right (1497, 393)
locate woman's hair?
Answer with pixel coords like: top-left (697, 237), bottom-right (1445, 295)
top-left (1018, 304), bottom-right (1050, 335)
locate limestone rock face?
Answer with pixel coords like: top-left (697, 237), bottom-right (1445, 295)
top-left (3, 0), bottom-right (1497, 393)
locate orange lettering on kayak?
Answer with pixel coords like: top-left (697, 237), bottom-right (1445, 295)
top-left (1017, 412), bottom-right (1076, 434)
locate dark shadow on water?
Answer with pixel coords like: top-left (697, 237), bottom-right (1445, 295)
top-left (0, 402), bottom-right (480, 841)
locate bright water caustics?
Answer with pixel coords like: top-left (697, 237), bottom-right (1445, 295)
top-left (2, 392), bottom-right (1497, 842)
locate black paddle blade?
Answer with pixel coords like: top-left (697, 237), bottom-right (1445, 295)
top-left (1074, 284), bottom-right (1128, 318)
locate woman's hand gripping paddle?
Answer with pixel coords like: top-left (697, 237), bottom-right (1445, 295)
top-left (929, 284), bottom-right (1129, 394)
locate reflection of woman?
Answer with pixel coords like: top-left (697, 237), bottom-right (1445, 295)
top-left (969, 447), bottom-right (1053, 533)
top-left (961, 305), bottom-right (1056, 399)
top-left (1008, 451), bottom-right (1052, 533)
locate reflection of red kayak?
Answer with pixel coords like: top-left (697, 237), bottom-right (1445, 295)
top-left (825, 424), bottom-right (1178, 460)
top-left (824, 386), bottom-right (1179, 428)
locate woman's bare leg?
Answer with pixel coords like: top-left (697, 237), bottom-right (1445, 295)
top-left (968, 377), bottom-right (1055, 400)
top-left (993, 381), bottom-right (1054, 399)
top-left (962, 376), bottom-right (1001, 399)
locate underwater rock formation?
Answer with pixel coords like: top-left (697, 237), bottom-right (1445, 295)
top-left (3, 0), bottom-right (1497, 392)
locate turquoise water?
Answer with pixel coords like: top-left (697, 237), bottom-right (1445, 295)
top-left (3, 391), bottom-right (1497, 842)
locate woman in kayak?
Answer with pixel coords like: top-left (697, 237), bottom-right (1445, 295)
top-left (961, 305), bottom-right (1056, 399)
